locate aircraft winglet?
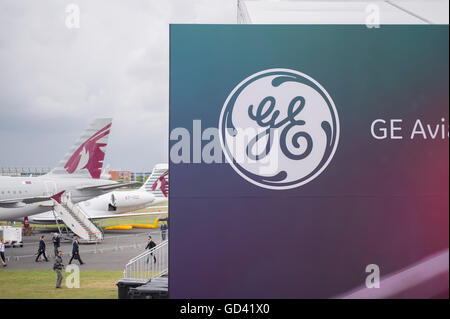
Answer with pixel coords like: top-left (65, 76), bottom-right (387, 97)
top-left (51, 190), bottom-right (66, 204)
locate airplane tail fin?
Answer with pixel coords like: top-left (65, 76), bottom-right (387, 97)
top-left (140, 163), bottom-right (168, 198)
top-left (48, 118), bottom-right (113, 179)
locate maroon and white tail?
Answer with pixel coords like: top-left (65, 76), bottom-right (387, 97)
top-left (152, 170), bottom-right (168, 198)
top-left (140, 163), bottom-right (169, 198)
top-left (48, 118), bottom-right (113, 179)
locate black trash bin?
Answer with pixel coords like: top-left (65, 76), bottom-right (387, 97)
top-left (117, 279), bottom-right (146, 299)
top-left (128, 277), bottom-right (168, 299)
top-left (129, 286), bottom-right (169, 299)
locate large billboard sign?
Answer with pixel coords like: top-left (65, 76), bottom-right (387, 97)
top-left (169, 25), bottom-right (449, 298)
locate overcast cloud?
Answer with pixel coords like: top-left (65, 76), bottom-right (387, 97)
top-left (0, 0), bottom-right (236, 171)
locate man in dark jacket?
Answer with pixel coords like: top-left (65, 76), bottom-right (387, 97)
top-left (145, 235), bottom-right (156, 263)
top-left (54, 250), bottom-right (64, 288)
top-left (52, 233), bottom-right (61, 257)
top-left (35, 235), bottom-right (49, 262)
top-left (160, 223), bottom-right (168, 241)
top-left (69, 237), bottom-right (84, 265)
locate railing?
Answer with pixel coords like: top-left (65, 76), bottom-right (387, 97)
top-left (52, 202), bottom-right (89, 241)
top-left (5, 231), bottom-right (165, 262)
top-left (123, 240), bottom-right (168, 283)
top-left (61, 194), bottom-right (103, 241)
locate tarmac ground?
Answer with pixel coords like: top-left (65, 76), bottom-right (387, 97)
top-left (1, 228), bottom-right (167, 271)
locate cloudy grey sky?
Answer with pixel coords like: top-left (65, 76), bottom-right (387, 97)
top-left (0, 0), bottom-right (236, 172)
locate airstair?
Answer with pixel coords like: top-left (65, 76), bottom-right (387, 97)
top-left (52, 192), bottom-right (103, 243)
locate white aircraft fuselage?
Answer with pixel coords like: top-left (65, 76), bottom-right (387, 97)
top-left (88, 190), bottom-right (157, 214)
top-left (30, 190), bottom-right (165, 223)
top-left (28, 163), bottom-right (169, 224)
top-left (0, 175), bottom-right (117, 220)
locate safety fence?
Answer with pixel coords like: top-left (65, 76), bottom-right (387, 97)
top-left (4, 231), bottom-right (168, 263)
top-left (123, 240), bottom-right (168, 283)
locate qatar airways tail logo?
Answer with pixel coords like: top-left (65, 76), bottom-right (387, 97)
top-left (152, 171), bottom-right (169, 197)
top-left (219, 69), bottom-right (340, 190)
top-left (64, 123), bottom-right (111, 179)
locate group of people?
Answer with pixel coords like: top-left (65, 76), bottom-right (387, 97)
top-left (35, 233), bottom-right (84, 288)
top-left (35, 234), bottom-right (84, 265)
top-left (3, 225), bottom-right (167, 288)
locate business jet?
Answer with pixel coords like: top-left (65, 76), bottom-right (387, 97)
top-left (0, 118), bottom-right (137, 221)
top-left (29, 164), bottom-right (169, 224)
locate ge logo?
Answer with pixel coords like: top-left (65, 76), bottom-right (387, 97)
top-left (219, 69), bottom-right (340, 190)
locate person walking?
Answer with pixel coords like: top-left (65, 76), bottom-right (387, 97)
top-left (160, 222), bottom-right (167, 241)
top-left (53, 250), bottom-right (64, 288)
top-left (69, 237), bottom-right (84, 265)
top-left (0, 238), bottom-right (8, 267)
top-left (35, 235), bottom-right (49, 262)
top-left (145, 235), bottom-right (156, 263)
top-left (52, 233), bottom-right (60, 257)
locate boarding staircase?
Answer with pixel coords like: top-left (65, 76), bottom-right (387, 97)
top-left (118, 240), bottom-right (168, 299)
top-left (52, 193), bottom-right (103, 243)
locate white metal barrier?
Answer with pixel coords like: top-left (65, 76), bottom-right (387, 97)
top-left (123, 240), bottom-right (168, 283)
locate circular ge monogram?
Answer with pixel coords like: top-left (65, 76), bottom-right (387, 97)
top-left (219, 69), bottom-right (340, 190)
